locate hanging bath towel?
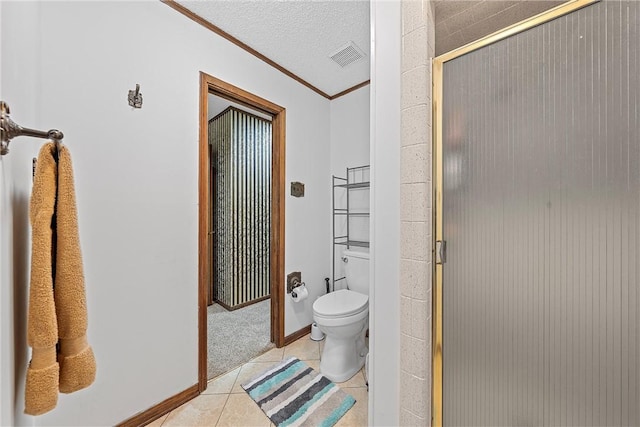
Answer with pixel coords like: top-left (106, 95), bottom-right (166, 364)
top-left (25, 143), bottom-right (96, 416)
top-left (25, 143), bottom-right (60, 415)
top-left (55, 144), bottom-right (95, 394)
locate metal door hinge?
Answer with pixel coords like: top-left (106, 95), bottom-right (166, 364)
top-left (436, 240), bottom-right (446, 264)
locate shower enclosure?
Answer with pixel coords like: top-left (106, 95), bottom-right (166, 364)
top-left (209, 107), bottom-right (272, 309)
top-left (435, 1), bottom-right (640, 425)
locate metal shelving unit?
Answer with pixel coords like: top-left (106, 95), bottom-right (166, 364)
top-left (332, 165), bottom-right (370, 290)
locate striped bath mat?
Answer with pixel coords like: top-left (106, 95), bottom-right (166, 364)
top-left (242, 356), bottom-right (356, 427)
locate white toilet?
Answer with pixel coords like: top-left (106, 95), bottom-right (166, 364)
top-left (313, 249), bottom-right (369, 383)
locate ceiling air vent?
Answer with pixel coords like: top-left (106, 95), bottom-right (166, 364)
top-left (329, 41), bottom-right (366, 68)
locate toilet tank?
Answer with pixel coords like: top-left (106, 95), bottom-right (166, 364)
top-left (343, 249), bottom-right (370, 295)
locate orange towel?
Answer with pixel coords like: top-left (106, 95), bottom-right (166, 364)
top-left (55, 145), bottom-right (96, 393)
top-left (25, 142), bottom-right (96, 416)
top-left (25, 143), bottom-right (59, 415)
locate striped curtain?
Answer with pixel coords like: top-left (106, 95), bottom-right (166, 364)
top-left (209, 107), bottom-right (271, 309)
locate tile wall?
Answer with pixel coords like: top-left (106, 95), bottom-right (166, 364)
top-left (400, 0), bottom-right (434, 425)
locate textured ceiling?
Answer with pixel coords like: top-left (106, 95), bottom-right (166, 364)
top-left (175, 0), bottom-right (370, 98)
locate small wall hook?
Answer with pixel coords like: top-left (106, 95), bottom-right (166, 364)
top-left (128, 84), bottom-right (143, 108)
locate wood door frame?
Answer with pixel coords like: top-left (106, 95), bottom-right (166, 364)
top-left (199, 72), bottom-right (286, 392)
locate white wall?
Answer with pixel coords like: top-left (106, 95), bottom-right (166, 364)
top-left (329, 86), bottom-right (371, 291)
top-left (330, 86), bottom-right (370, 177)
top-left (0, 2), bottom-right (42, 425)
top-left (369, 0), bottom-right (401, 424)
top-left (1, 1), bottom-right (331, 425)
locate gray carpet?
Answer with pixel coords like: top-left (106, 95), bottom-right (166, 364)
top-left (207, 299), bottom-right (275, 379)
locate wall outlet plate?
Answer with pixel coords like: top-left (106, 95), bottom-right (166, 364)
top-left (287, 271), bottom-right (301, 293)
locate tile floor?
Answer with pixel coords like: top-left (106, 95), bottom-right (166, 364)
top-left (145, 334), bottom-right (368, 427)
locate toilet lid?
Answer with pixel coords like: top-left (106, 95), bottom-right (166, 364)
top-left (313, 289), bottom-right (368, 318)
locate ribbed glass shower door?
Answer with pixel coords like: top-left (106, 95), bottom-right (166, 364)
top-left (440, 1), bottom-right (639, 425)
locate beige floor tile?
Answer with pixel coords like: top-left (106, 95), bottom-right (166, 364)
top-left (203, 367), bottom-right (241, 395)
top-left (308, 359), bottom-right (365, 388)
top-left (216, 392), bottom-right (271, 427)
top-left (337, 369), bottom-right (367, 388)
top-left (162, 394), bottom-right (228, 427)
top-left (144, 413), bottom-right (168, 427)
top-left (250, 347), bottom-right (285, 363)
top-left (283, 335), bottom-right (320, 361)
top-left (335, 387), bottom-right (368, 427)
top-left (231, 361), bottom-right (280, 394)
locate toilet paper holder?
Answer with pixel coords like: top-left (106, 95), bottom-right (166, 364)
top-left (290, 278), bottom-right (306, 298)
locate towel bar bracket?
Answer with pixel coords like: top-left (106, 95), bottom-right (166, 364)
top-left (1, 101), bottom-right (64, 156)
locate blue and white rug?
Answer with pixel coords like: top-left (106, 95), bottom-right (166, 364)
top-left (242, 357), bottom-right (356, 427)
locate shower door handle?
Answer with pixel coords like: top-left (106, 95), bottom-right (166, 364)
top-left (436, 240), bottom-right (446, 264)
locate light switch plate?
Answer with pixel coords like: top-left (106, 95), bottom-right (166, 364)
top-left (291, 182), bottom-right (305, 197)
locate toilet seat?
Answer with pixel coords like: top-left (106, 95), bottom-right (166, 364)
top-left (313, 289), bottom-right (368, 318)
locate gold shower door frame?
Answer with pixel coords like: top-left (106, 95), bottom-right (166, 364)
top-left (431, 1), bottom-right (599, 425)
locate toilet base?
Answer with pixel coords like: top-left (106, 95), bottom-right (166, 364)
top-left (319, 328), bottom-right (368, 383)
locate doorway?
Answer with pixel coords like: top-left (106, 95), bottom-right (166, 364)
top-left (434, 0), bottom-right (640, 425)
top-left (198, 72), bottom-right (286, 391)
top-left (206, 99), bottom-right (274, 379)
